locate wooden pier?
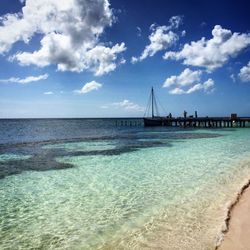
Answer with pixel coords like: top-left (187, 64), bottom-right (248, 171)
top-left (143, 116), bottom-right (250, 128)
top-left (115, 118), bottom-right (143, 127)
top-left (143, 88), bottom-right (250, 128)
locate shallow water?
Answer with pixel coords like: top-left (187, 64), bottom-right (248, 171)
top-left (0, 119), bottom-right (250, 249)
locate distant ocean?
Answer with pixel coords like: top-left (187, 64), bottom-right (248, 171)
top-left (1, 118), bottom-right (250, 249)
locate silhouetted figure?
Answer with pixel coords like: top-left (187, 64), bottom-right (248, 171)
top-left (169, 113), bottom-right (172, 118)
top-left (195, 111), bottom-right (198, 118)
top-left (184, 110), bottom-right (187, 119)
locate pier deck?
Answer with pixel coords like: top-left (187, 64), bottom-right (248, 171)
top-left (144, 116), bottom-right (250, 128)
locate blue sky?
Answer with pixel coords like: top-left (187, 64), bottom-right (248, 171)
top-left (0, 0), bottom-right (250, 118)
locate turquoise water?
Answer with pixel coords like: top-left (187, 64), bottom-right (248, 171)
top-left (1, 121), bottom-right (250, 249)
top-left (0, 154), bottom-right (31, 162)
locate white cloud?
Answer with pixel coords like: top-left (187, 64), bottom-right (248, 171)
top-left (164, 25), bottom-right (250, 71)
top-left (238, 61), bottom-right (250, 82)
top-left (169, 88), bottom-right (185, 95)
top-left (44, 91), bottom-right (53, 95)
top-left (0, 0), bottom-right (126, 75)
top-left (112, 99), bottom-right (144, 112)
top-left (131, 15), bottom-right (183, 63)
top-left (0, 73), bottom-right (48, 84)
top-left (187, 79), bottom-right (214, 93)
top-left (83, 43), bottom-right (126, 76)
top-left (169, 79), bottom-right (214, 95)
top-left (74, 80), bottom-right (102, 94)
top-left (163, 68), bottom-right (202, 87)
top-left (163, 68), bottom-right (214, 94)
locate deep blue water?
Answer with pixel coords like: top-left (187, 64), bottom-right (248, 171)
top-left (0, 118), bottom-right (143, 144)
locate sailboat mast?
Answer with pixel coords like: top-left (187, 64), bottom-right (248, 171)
top-left (151, 87), bottom-right (154, 118)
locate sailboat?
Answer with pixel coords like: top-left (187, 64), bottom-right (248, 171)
top-left (143, 87), bottom-right (170, 127)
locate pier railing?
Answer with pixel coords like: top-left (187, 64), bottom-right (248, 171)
top-left (115, 118), bottom-right (143, 127)
top-left (144, 116), bottom-right (250, 128)
top-left (114, 117), bottom-right (250, 128)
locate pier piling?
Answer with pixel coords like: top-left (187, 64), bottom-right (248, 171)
top-left (143, 116), bottom-right (250, 128)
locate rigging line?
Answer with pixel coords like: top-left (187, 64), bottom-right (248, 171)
top-left (151, 87), bottom-right (157, 117)
top-left (153, 96), bottom-right (159, 117)
top-left (144, 90), bottom-right (152, 117)
top-left (156, 100), bottom-right (160, 116)
top-left (155, 94), bottom-right (167, 116)
top-left (151, 88), bottom-right (160, 117)
top-left (147, 90), bottom-right (152, 117)
top-left (144, 92), bottom-right (149, 117)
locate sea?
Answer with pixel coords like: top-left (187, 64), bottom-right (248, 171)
top-left (0, 118), bottom-right (250, 250)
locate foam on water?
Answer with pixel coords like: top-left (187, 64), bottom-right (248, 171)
top-left (1, 127), bottom-right (250, 249)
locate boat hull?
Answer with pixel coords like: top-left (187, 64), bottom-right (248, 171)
top-left (143, 117), bottom-right (172, 127)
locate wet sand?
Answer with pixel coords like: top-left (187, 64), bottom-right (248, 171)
top-left (218, 183), bottom-right (250, 250)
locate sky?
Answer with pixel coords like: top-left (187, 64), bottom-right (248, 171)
top-left (0, 0), bottom-right (250, 118)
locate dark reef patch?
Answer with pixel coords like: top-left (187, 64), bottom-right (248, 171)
top-left (0, 130), bottom-right (223, 179)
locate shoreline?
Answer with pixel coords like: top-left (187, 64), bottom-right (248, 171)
top-left (215, 177), bottom-right (250, 249)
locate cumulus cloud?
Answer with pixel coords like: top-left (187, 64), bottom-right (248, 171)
top-left (0, 0), bottom-right (126, 75)
top-left (169, 79), bottom-right (214, 95)
top-left (44, 91), bottom-right (53, 95)
top-left (168, 88), bottom-right (185, 95)
top-left (164, 25), bottom-right (250, 71)
top-left (131, 15), bottom-right (183, 63)
top-left (238, 61), bottom-right (250, 82)
top-left (74, 80), bottom-right (102, 94)
top-left (82, 43), bottom-right (126, 75)
top-left (163, 68), bottom-right (214, 94)
top-left (163, 68), bottom-right (202, 87)
top-left (112, 100), bottom-right (144, 112)
top-left (0, 74), bottom-right (48, 84)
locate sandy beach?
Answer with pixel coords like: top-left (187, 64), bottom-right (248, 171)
top-left (218, 182), bottom-right (250, 250)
